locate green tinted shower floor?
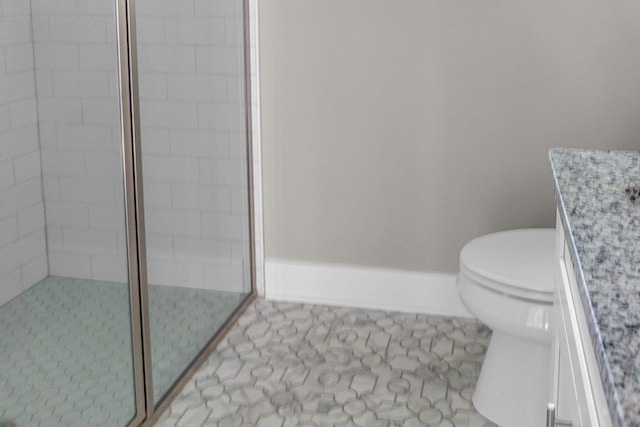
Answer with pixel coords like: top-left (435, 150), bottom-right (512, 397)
top-left (0, 276), bottom-right (247, 426)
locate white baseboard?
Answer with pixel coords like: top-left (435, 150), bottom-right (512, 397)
top-left (264, 258), bottom-right (473, 318)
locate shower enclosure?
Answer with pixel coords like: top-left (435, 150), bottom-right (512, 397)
top-left (0, 0), bottom-right (255, 425)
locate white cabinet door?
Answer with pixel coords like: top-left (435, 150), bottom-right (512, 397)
top-left (552, 217), bottom-right (612, 427)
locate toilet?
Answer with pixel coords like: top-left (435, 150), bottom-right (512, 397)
top-left (457, 228), bottom-right (555, 427)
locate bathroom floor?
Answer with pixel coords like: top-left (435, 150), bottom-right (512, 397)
top-left (156, 299), bottom-right (498, 427)
top-left (0, 276), bottom-right (247, 426)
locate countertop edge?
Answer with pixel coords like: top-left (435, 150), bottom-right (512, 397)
top-left (549, 149), bottom-right (627, 427)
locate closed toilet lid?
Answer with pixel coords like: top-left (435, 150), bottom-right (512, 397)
top-left (460, 228), bottom-right (556, 297)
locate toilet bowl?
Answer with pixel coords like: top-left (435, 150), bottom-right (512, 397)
top-left (457, 228), bottom-right (555, 427)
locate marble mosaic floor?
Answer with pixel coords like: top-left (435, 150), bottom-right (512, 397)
top-left (0, 276), bottom-right (247, 427)
top-left (156, 299), bottom-right (497, 427)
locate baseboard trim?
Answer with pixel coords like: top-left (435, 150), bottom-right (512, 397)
top-left (264, 258), bottom-right (473, 318)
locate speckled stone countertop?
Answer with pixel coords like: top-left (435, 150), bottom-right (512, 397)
top-left (550, 148), bottom-right (640, 427)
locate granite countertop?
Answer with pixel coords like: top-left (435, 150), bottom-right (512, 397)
top-left (550, 148), bottom-right (640, 427)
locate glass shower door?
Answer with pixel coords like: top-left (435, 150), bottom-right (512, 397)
top-left (134, 0), bottom-right (253, 405)
top-left (0, 0), bottom-right (141, 425)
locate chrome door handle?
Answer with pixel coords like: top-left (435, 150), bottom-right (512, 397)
top-left (547, 403), bottom-right (573, 427)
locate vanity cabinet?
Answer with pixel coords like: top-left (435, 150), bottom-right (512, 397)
top-left (551, 214), bottom-right (611, 427)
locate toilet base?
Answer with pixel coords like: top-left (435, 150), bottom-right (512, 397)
top-left (473, 330), bottom-right (551, 427)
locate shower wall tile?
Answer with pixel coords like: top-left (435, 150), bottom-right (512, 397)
top-left (0, 4), bottom-right (47, 306)
top-left (138, 0), bottom-right (251, 294)
top-left (31, 0), bottom-right (129, 283)
top-left (31, 0), bottom-right (252, 293)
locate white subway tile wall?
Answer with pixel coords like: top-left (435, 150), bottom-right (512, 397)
top-left (137, 0), bottom-right (251, 293)
top-left (0, 0), bottom-right (48, 306)
top-left (27, 0), bottom-right (252, 292)
top-left (30, 0), bottom-right (128, 284)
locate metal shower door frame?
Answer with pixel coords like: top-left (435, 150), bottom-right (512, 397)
top-left (115, 0), bottom-right (153, 425)
top-left (114, 0), bottom-right (257, 425)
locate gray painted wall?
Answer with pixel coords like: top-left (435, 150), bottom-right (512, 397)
top-left (259, 0), bottom-right (640, 273)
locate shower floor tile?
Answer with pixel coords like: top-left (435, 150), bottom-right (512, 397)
top-left (156, 299), bottom-right (498, 427)
top-left (0, 276), bottom-right (247, 427)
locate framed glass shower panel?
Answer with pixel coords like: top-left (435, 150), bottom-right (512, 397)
top-left (0, 0), bottom-right (141, 425)
top-left (134, 0), bottom-right (254, 405)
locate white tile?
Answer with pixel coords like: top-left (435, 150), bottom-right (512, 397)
top-left (76, 0), bottom-right (115, 16)
top-left (147, 260), bottom-right (203, 288)
top-left (138, 73), bottom-right (168, 100)
top-left (167, 74), bottom-right (227, 102)
top-left (49, 16), bottom-right (106, 42)
top-left (136, 0), bottom-right (194, 17)
top-left (41, 151), bottom-right (86, 176)
top-left (34, 43), bottom-right (79, 70)
top-left (136, 17), bottom-right (165, 44)
top-left (197, 103), bottom-right (245, 131)
top-left (13, 150), bottom-right (42, 183)
top-left (194, 0), bottom-right (241, 17)
top-left (21, 252), bottom-right (48, 288)
top-left (228, 131), bottom-right (248, 159)
top-left (140, 128), bottom-right (170, 154)
top-left (145, 234), bottom-right (174, 262)
top-left (90, 255), bottom-right (128, 283)
top-left (138, 46), bottom-right (196, 73)
top-left (199, 158), bottom-right (245, 187)
top-left (0, 17), bottom-right (32, 44)
top-left (144, 209), bottom-right (201, 237)
top-left (0, 127), bottom-right (39, 162)
top-left (0, 230), bottom-right (46, 276)
top-left (36, 125), bottom-right (56, 151)
top-left (164, 17), bottom-right (225, 45)
top-left (224, 16), bottom-right (244, 46)
top-left (0, 215), bottom-right (18, 246)
top-left (30, 16), bottom-right (50, 42)
top-left (30, 0), bottom-right (77, 16)
top-left (0, 105), bottom-right (10, 132)
top-left (48, 253), bottom-right (91, 279)
top-left (78, 44), bottom-right (117, 71)
top-left (88, 206), bottom-right (126, 232)
top-left (139, 101), bottom-right (198, 129)
top-left (173, 237), bottom-right (232, 263)
top-left (9, 99), bottom-right (38, 129)
top-left (169, 129), bottom-right (229, 158)
top-left (56, 125), bottom-right (113, 152)
top-left (81, 98), bottom-right (120, 126)
top-left (142, 155), bottom-right (199, 184)
top-left (59, 176), bottom-right (115, 205)
top-left (45, 201), bottom-right (89, 228)
top-left (85, 153), bottom-right (123, 179)
top-left (202, 212), bottom-right (245, 240)
top-left (45, 226), bottom-right (63, 251)
top-left (0, 179), bottom-right (42, 220)
top-left (42, 176), bottom-right (60, 201)
top-left (18, 203), bottom-right (45, 237)
top-left (225, 75), bottom-right (246, 105)
top-left (0, 268), bottom-right (22, 306)
top-left (142, 182), bottom-right (172, 208)
top-left (36, 98), bottom-right (82, 124)
top-left (230, 186), bottom-right (250, 214)
top-left (34, 70), bottom-right (54, 96)
top-left (2, 0), bottom-right (31, 16)
top-left (196, 45), bottom-right (243, 74)
top-left (63, 228), bottom-right (118, 256)
top-left (202, 261), bottom-right (245, 292)
top-left (53, 70), bottom-right (110, 98)
top-left (5, 44), bottom-right (35, 73)
top-left (171, 184), bottom-right (230, 212)
top-left (0, 160), bottom-right (15, 191)
top-left (0, 72), bottom-right (36, 102)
